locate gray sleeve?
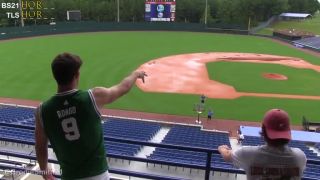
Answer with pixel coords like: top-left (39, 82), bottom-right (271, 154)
top-left (231, 146), bottom-right (253, 171)
top-left (296, 148), bottom-right (307, 173)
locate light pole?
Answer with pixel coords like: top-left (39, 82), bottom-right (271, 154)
top-left (117, 0), bottom-right (120, 22)
top-left (205, 0), bottom-right (208, 25)
top-left (19, 0), bottom-right (24, 27)
top-left (194, 103), bottom-right (204, 124)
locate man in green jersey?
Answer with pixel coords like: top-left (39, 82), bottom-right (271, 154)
top-left (35, 53), bottom-right (147, 180)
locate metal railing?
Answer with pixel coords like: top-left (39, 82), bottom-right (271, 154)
top-left (0, 131), bottom-right (244, 180)
top-left (0, 124), bottom-right (319, 180)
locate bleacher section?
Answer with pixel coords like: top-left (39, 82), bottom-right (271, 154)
top-left (148, 126), bottom-right (237, 171)
top-left (0, 105), bottom-right (320, 179)
top-left (0, 126), bottom-right (34, 143)
top-left (103, 118), bottom-right (161, 156)
top-left (0, 106), bottom-right (34, 126)
top-left (161, 126), bottom-right (230, 149)
top-left (293, 36), bottom-right (320, 51)
top-left (103, 118), bottom-right (161, 141)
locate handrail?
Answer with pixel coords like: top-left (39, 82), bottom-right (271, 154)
top-left (0, 150), bottom-right (193, 179)
top-left (104, 136), bottom-right (218, 153)
top-left (0, 163), bottom-right (193, 180)
top-left (0, 123), bottom-right (34, 130)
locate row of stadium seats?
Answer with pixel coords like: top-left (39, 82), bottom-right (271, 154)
top-left (0, 106), bottom-right (35, 127)
top-left (293, 37), bottom-right (320, 50)
top-left (0, 126), bottom-right (34, 142)
top-left (161, 126), bottom-right (230, 149)
top-left (102, 118), bottom-right (162, 157)
top-left (103, 118), bottom-right (161, 142)
top-left (148, 125), bottom-right (235, 170)
top-left (148, 148), bottom-right (236, 170)
top-left (105, 142), bottom-right (141, 156)
top-left (0, 106), bottom-right (34, 116)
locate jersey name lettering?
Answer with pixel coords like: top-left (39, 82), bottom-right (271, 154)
top-left (57, 106), bottom-right (76, 119)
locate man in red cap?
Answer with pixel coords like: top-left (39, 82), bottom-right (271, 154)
top-left (218, 109), bottom-right (307, 179)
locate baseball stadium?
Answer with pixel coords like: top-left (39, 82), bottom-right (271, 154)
top-left (0, 0), bottom-right (320, 179)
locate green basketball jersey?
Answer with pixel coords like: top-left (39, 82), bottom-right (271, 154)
top-left (40, 89), bottom-right (107, 179)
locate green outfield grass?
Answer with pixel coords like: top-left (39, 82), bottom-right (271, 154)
top-left (0, 31), bottom-right (320, 124)
top-left (207, 61), bottom-right (320, 95)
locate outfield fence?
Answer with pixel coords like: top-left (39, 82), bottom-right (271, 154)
top-left (0, 21), bottom-right (249, 40)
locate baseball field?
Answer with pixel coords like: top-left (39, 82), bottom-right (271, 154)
top-left (0, 31), bottom-right (320, 124)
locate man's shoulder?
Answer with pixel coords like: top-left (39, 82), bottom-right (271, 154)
top-left (76, 89), bottom-right (90, 95)
top-left (240, 145), bottom-right (261, 150)
top-left (41, 96), bottom-right (55, 107)
top-left (234, 145), bottom-right (261, 156)
top-left (289, 147), bottom-right (307, 158)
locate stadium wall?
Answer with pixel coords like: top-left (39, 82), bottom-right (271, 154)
top-left (0, 22), bottom-right (249, 40)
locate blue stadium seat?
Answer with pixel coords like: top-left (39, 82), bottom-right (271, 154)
top-left (103, 118), bottom-right (161, 156)
top-left (148, 125), bottom-right (234, 169)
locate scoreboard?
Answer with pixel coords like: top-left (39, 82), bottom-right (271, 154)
top-left (145, 0), bottom-right (176, 22)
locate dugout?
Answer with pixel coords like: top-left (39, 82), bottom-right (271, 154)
top-left (302, 116), bottom-right (320, 132)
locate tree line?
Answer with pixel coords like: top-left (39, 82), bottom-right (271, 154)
top-left (0, 0), bottom-right (319, 27)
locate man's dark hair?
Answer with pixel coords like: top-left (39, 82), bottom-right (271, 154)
top-left (51, 53), bottom-right (83, 86)
top-left (260, 126), bottom-right (290, 147)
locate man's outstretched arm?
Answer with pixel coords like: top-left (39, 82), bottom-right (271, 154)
top-left (92, 71), bottom-right (147, 109)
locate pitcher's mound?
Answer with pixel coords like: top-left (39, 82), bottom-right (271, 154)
top-left (263, 73), bottom-right (288, 80)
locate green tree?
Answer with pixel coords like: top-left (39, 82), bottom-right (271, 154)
top-left (114, 0), bottom-right (144, 22)
top-left (216, 0), bottom-right (240, 23)
top-left (288, 0), bottom-right (320, 15)
top-left (176, 0), bottom-right (205, 23)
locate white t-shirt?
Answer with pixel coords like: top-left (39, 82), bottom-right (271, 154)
top-left (232, 145), bottom-right (307, 180)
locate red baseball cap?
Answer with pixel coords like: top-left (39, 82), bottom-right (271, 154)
top-left (263, 109), bottom-right (291, 140)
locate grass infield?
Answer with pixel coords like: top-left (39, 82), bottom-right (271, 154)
top-left (207, 61), bottom-right (320, 96)
top-left (0, 31), bottom-right (319, 124)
